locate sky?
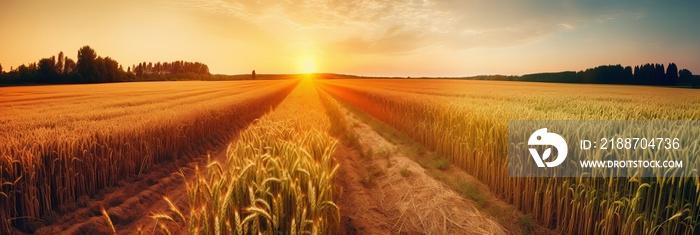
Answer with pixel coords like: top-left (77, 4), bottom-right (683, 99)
top-left (0, 0), bottom-right (698, 77)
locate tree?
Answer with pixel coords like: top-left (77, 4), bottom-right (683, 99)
top-left (623, 66), bottom-right (633, 84)
top-left (102, 57), bottom-right (120, 82)
top-left (64, 58), bottom-right (76, 74)
top-left (56, 51), bottom-right (65, 74)
top-left (634, 64), bottom-right (660, 85)
top-left (171, 61), bottom-right (179, 73)
top-left (38, 57), bottom-right (59, 82)
top-left (252, 70), bottom-right (256, 80)
top-left (155, 62), bottom-right (162, 75)
top-left (679, 69), bottom-right (694, 87)
top-left (655, 63), bottom-right (665, 85)
top-left (0, 63), bottom-right (3, 74)
top-left (666, 63), bottom-right (678, 86)
top-left (13, 63), bottom-right (37, 83)
top-left (77, 46), bottom-right (97, 82)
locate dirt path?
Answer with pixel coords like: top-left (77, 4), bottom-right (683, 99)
top-left (334, 105), bottom-right (507, 235)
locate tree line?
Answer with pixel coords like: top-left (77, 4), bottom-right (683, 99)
top-left (132, 61), bottom-right (209, 78)
top-left (516, 63), bottom-right (698, 87)
top-left (0, 46), bottom-right (211, 85)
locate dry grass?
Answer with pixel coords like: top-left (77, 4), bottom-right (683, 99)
top-left (318, 79), bottom-right (700, 234)
top-left (100, 205), bottom-right (117, 235)
top-left (0, 80), bottom-right (297, 233)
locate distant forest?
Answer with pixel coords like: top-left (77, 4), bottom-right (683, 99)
top-left (463, 64), bottom-right (698, 88)
top-left (0, 46), bottom-right (226, 85)
top-left (514, 64), bottom-right (698, 87)
top-left (1, 46), bottom-right (698, 88)
top-left (323, 64), bottom-right (699, 88)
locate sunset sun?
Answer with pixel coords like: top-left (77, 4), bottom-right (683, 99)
top-left (299, 56), bottom-right (317, 74)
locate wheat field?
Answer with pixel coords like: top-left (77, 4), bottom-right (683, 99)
top-left (2, 77), bottom-right (699, 234)
top-left (317, 79), bottom-right (700, 234)
top-left (0, 80), bottom-right (297, 233)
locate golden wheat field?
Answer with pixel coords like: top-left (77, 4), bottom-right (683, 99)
top-left (2, 77), bottom-right (699, 234)
top-left (317, 79), bottom-right (700, 234)
top-left (152, 79), bottom-right (342, 234)
top-left (0, 80), bottom-right (297, 233)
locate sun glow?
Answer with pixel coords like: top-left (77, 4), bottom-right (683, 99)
top-left (299, 56), bottom-right (318, 74)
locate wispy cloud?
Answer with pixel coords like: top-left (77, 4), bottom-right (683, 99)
top-left (559, 23), bottom-right (575, 31)
top-left (176, 0), bottom-right (646, 56)
top-left (176, 0), bottom-right (452, 54)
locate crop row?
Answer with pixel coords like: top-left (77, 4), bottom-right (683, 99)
top-left (154, 79), bottom-right (340, 234)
